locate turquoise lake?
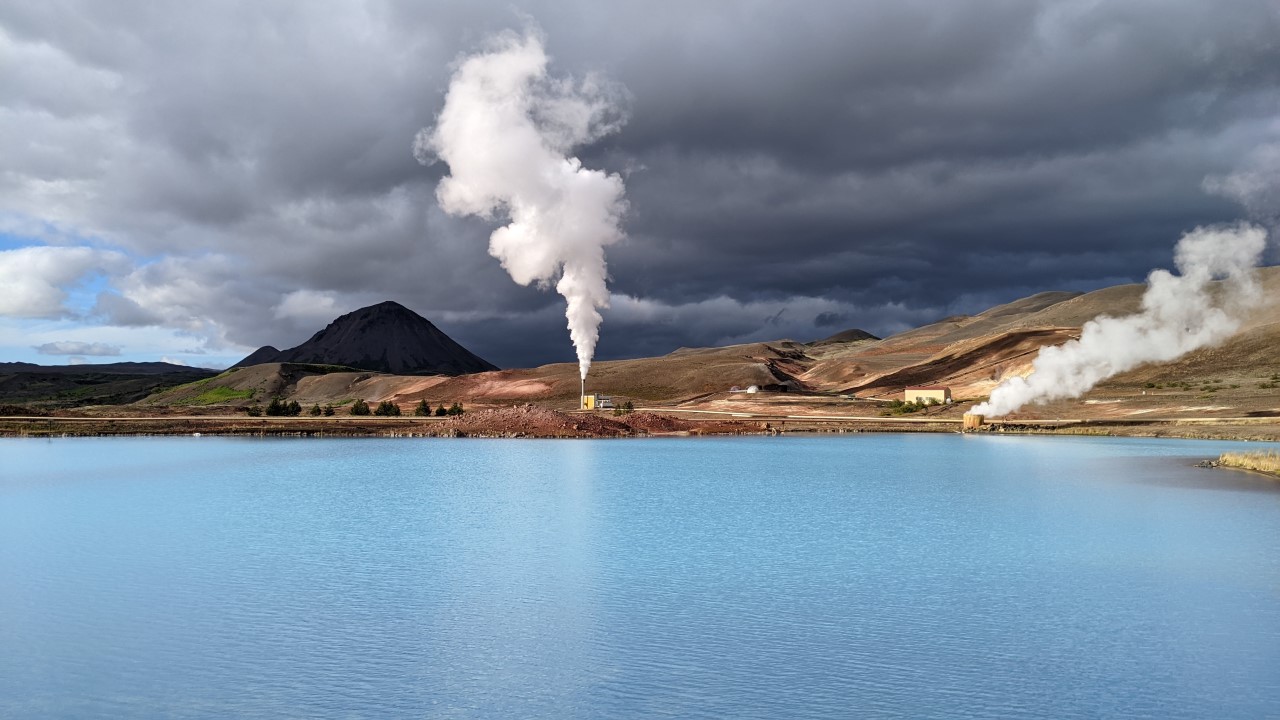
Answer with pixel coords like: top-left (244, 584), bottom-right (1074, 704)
top-left (2, 434), bottom-right (1279, 718)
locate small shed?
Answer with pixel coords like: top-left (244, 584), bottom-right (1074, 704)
top-left (581, 393), bottom-right (615, 410)
top-left (905, 385), bottom-right (951, 404)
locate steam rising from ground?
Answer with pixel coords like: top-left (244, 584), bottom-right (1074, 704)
top-left (971, 223), bottom-right (1268, 417)
top-left (415, 29), bottom-right (627, 380)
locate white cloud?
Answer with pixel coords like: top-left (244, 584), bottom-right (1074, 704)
top-left (0, 317), bottom-right (248, 368)
top-left (273, 289), bottom-right (350, 326)
top-left (0, 246), bottom-right (127, 319)
top-left (34, 340), bottom-right (121, 356)
top-left (1204, 136), bottom-right (1280, 221)
top-left (0, 2), bottom-right (1277, 368)
top-left (103, 255), bottom-right (264, 348)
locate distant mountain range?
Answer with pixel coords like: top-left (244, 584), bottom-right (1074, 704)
top-left (0, 361), bottom-right (216, 409)
top-left (0, 361), bottom-right (208, 375)
top-left (233, 301), bottom-right (497, 375)
top-left (8, 266), bottom-right (1279, 416)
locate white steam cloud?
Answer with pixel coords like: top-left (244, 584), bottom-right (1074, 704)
top-left (971, 223), bottom-right (1268, 418)
top-left (415, 29), bottom-right (628, 380)
top-left (1204, 142), bottom-right (1280, 226)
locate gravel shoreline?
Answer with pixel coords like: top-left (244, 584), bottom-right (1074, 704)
top-left (3, 409), bottom-right (1279, 442)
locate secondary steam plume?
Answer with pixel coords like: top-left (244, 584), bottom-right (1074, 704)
top-left (415, 29), bottom-right (628, 380)
top-left (971, 223), bottom-right (1268, 418)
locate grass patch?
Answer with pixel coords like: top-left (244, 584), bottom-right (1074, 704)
top-left (282, 363), bottom-right (364, 374)
top-left (192, 387), bottom-right (255, 405)
top-left (168, 367), bottom-right (240, 392)
top-left (1218, 451), bottom-right (1280, 478)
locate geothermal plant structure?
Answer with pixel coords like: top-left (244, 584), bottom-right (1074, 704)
top-left (580, 377), bottom-right (616, 410)
top-left (962, 413), bottom-right (986, 431)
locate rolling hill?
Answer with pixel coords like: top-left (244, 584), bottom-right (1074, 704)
top-left (0, 362), bottom-right (217, 409)
top-left (134, 265), bottom-right (1280, 420)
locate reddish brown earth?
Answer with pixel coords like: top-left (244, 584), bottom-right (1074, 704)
top-left (0, 405), bottom-right (757, 439)
top-left (434, 405), bottom-right (633, 437)
top-left (17, 266), bottom-right (1276, 440)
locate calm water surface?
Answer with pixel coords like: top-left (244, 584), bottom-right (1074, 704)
top-left (2, 434), bottom-right (1279, 718)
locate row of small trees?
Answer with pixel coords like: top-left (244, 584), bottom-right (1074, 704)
top-left (247, 398), bottom-right (464, 417)
top-left (351, 399), bottom-right (464, 417)
top-left (413, 399), bottom-right (464, 416)
top-left (245, 397), bottom-right (304, 417)
top-left (348, 399), bottom-right (402, 416)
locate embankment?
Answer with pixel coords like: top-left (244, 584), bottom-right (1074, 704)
top-left (1218, 450), bottom-right (1280, 478)
top-left (2, 408), bottom-right (1279, 441)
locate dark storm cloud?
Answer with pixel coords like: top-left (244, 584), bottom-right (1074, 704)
top-left (1, 0), bottom-right (1278, 367)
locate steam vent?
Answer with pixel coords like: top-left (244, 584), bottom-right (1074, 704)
top-left (962, 413), bottom-right (985, 431)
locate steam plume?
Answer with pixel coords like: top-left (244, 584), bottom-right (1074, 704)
top-left (415, 29), bottom-right (627, 380)
top-left (971, 223), bottom-right (1267, 418)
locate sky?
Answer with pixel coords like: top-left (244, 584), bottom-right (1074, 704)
top-left (2, 0), bottom-right (1278, 370)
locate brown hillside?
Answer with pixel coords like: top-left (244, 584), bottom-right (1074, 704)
top-left (138, 266), bottom-right (1280, 420)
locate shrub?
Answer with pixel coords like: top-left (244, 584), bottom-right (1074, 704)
top-left (350, 399), bottom-right (371, 416)
top-left (265, 397), bottom-right (289, 416)
top-left (374, 401), bottom-right (401, 416)
top-left (413, 399), bottom-right (431, 417)
top-left (287, 400), bottom-right (302, 416)
top-left (323, 404), bottom-right (335, 417)
top-left (447, 402), bottom-right (464, 416)
top-left (1144, 382), bottom-right (1156, 388)
top-left (887, 400), bottom-right (923, 416)
top-left (1219, 451), bottom-right (1280, 476)
top-left (309, 404), bottom-right (322, 416)
top-left (246, 405), bottom-right (262, 417)
top-left (435, 405), bottom-right (448, 417)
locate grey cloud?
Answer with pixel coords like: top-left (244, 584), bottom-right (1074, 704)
top-left (34, 341), bottom-right (121, 356)
top-left (814, 312), bottom-right (850, 328)
top-left (1, 0), bottom-right (1277, 366)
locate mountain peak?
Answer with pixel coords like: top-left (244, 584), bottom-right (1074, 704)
top-left (812, 328), bottom-right (880, 345)
top-left (362, 300), bottom-right (411, 313)
top-left (233, 301), bottom-right (496, 375)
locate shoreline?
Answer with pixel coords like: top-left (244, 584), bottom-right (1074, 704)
top-left (3, 413), bottom-right (1279, 442)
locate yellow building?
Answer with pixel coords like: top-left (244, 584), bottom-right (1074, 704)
top-left (905, 386), bottom-right (951, 404)
top-left (581, 393), bottom-right (615, 410)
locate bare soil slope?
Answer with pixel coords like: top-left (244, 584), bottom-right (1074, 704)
top-left (138, 267), bottom-right (1280, 422)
